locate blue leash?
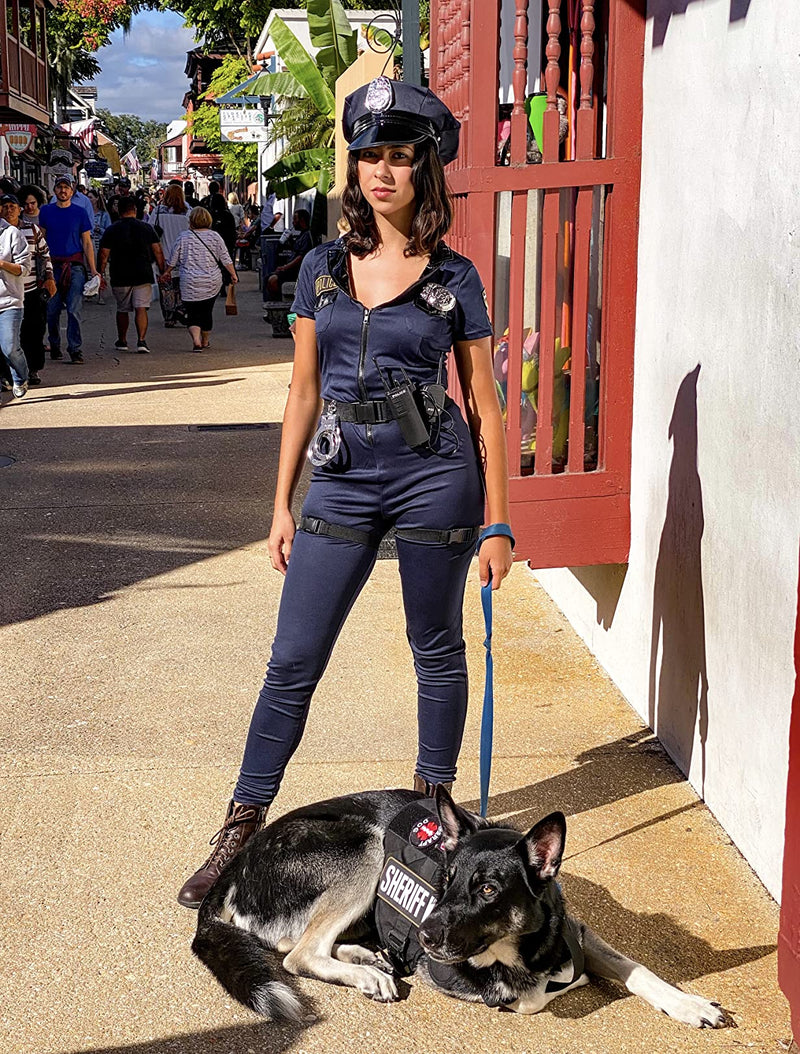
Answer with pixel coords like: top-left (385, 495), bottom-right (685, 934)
top-left (479, 577), bottom-right (493, 818)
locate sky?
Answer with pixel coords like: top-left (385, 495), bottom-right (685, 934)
top-left (90, 11), bottom-right (197, 125)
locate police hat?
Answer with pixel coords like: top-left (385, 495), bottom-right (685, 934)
top-left (343, 78), bottom-right (460, 165)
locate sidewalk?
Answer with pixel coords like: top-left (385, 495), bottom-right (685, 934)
top-left (0, 275), bottom-right (789, 1053)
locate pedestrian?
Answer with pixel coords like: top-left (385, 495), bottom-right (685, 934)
top-left (0, 193), bottom-right (55, 387)
top-left (200, 179), bottom-right (221, 210)
top-left (106, 177), bottom-right (131, 222)
top-left (147, 183), bottom-right (190, 327)
top-left (0, 202), bottom-right (32, 398)
top-left (208, 193), bottom-right (237, 261)
top-left (37, 175), bottom-right (100, 365)
top-left (176, 78), bottom-right (513, 908)
top-left (98, 197), bottom-right (165, 354)
top-left (160, 206), bottom-right (237, 352)
top-left (266, 208), bottom-right (314, 296)
top-left (86, 189), bottom-right (111, 304)
top-left (183, 181), bottom-right (199, 208)
top-left (227, 191), bottom-right (244, 231)
top-left (49, 179), bottom-right (94, 226)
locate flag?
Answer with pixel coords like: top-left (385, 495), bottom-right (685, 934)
top-left (61, 118), bottom-right (96, 151)
top-left (120, 147), bottom-right (141, 173)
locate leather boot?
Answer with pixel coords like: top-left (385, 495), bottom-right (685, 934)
top-left (413, 773), bottom-right (454, 797)
top-left (177, 800), bottom-right (268, 909)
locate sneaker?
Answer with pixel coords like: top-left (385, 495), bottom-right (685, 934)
top-left (136, 339), bottom-right (150, 354)
top-left (28, 372), bottom-right (41, 386)
top-left (12, 381), bottom-right (28, 398)
top-left (114, 339), bottom-right (128, 352)
top-left (50, 347), bottom-right (63, 360)
top-left (70, 353), bottom-right (84, 364)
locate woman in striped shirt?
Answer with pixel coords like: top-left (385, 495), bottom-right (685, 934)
top-left (161, 207), bottom-right (237, 351)
top-left (1, 192), bottom-right (55, 386)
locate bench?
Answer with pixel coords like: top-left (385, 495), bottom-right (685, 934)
top-left (262, 281), bottom-right (297, 339)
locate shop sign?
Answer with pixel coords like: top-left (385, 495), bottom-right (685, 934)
top-left (219, 107), bottom-right (269, 143)
top-left (84, 159), bottom-right (109, 178)
top-left (1, 124), bottom-right (36, 154)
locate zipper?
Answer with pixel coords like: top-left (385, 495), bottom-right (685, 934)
top-left (359, 307), bottom-right (372, 442)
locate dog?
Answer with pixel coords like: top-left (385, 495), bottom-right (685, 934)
top-left (191, 787), bottom-right (726, 1028)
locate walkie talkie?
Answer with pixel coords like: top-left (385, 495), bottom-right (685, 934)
top-left (376, 360), bottom-right (431, 449)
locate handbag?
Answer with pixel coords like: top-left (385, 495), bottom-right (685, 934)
top-left (152, 206), bottom-right (164, 239)
top-left (191, 230), bottom-right (233, 287)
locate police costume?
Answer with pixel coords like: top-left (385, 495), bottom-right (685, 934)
top-left (234, 80), bottom-right (493, 806)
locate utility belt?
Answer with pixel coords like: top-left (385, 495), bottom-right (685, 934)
top-left (322, 393), bottom-right (452, 426)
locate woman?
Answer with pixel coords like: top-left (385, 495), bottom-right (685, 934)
top-left (1, 193), bottom-right (55, 387)
top-left (148, 184), bottom-right (190, 327)
top-left (86, 189), bottom-right (111, 304)
top-left (177, 79), bottom-right (514, 909)
top-left (161, 206), bottom-right (236, 351)
top-left (0, 194), bottom-right (31, 397)
top-left (227, 191), bottom-right (244, 231)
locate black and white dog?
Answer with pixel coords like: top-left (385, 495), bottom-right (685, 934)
top-left (191, 787), bottom-right (726, 1028)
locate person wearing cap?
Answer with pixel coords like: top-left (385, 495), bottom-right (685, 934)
top-left (38, 175), bottom-right (99, 365)
top-left (177, 77), bottom-right (513, 909)
top-left (0, 193), bottom-right (55, 388)
top-left (0, 197), bottom-right (32, 398)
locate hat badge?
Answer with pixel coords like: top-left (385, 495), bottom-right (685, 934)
top-left (365, 76), bottom-right (394, 114)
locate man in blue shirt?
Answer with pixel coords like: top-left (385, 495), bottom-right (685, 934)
top-left (38, 175), bottom-right (100, 364)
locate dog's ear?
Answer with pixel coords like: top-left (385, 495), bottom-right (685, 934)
top-left (435, 785), bottom-right (481, 851)
top-left (517, 811), bottom-right (567, 882)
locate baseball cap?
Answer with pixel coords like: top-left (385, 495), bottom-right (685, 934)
top-left (54, 175), bottom-right (74, 187)
top-left (0, 194), bottom-right (20, 205)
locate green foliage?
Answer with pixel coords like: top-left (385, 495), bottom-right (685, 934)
top-left (95, 108), bottom-right (166, 161)
top-left (191, 55), bottom-right (259, 183)
top-left (264, 0), bottom-right (359, 199)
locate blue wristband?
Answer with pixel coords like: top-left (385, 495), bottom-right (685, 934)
top-left (477, 522), bottom-right (515, 552)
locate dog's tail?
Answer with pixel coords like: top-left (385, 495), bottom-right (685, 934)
top-left (193, 904), bottom-right (304, 1021)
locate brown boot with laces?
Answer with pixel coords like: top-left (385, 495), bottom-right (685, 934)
top-left (413, 773), bottom-right (454, 797)
top-left (177, 799), bottom-right (268, 909)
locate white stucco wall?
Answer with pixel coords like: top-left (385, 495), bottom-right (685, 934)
top-left (534, 0), bottom-right (800, 901)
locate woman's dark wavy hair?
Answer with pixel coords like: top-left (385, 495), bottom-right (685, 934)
top-left (341, 138), bottom-right (452, 258)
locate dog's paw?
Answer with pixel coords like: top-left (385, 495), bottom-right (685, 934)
top-left (355, 965), bottom-right (399, 1003)
top-left (658, 990), bottom-right (727, 1029)
top-left (336, 945), bottom-right (395, 975)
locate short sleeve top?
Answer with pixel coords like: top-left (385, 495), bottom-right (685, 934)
top-left (292, 238), bottom-right (492, 403)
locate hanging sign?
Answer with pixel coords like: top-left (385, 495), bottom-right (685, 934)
top-left (2, 124), bottom-right (36, 154)
top-left (219, 107), bottom-right (269, 143)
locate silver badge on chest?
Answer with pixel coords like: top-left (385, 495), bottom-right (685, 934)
top-left (366, 76), bottom-right (394, 114)
top-left (420, 282), bottom-right (456, 314)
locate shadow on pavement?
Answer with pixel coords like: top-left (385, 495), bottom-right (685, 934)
top-left (461, 729), bottom-right (685, 825)
top-left (0, 423), bottom-right (288, 627)
top-left (76, 1017), bottom-right (312, 1054)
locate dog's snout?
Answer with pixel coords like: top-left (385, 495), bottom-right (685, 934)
top-left (418, 919), bottom-right (444, 951)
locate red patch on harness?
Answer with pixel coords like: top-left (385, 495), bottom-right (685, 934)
top-left (410, 817), bottom-right (442, 849)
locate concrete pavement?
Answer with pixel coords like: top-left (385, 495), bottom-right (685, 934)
top-left (0, 274), bottom-right (790, 1053)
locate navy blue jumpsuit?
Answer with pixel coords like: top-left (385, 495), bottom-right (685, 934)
top-left (234, 237), bottom-right (493, 804)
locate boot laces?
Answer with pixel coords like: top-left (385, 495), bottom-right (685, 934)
top-left (203, 808), bottom-right (261, 868)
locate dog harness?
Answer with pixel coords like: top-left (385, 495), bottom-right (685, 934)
top-left (374, 799), bottom-right (585, 1001)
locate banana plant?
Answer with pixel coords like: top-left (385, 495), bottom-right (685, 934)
top-left (240, 0), bottom-right (357, 199)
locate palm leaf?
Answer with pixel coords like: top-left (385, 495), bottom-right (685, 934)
top-left (238, 71), bottom-right (308, 99)
top-left (263, 147), bottom-right (334, 180)
top-left (308, 0), bottom-right (357, 81)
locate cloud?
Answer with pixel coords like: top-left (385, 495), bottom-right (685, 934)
top-left (88, 12), bottom-right (197, 123)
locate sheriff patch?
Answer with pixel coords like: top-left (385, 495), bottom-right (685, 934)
top-left (377, 857), bottom-right (438, 926)
top-left (315, 274), bottom-right (336, 297)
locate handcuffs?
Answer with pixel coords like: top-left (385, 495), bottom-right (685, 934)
top-left (307, 400), bottom-right (343, 467)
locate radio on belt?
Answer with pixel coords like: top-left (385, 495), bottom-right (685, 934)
top-left (375, 358), bottom-right (431, 449)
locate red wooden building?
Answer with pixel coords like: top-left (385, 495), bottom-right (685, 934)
top-left (0, 0), bottom-right (53, 180)
top-left (430, 0), bottom-right (643, 571)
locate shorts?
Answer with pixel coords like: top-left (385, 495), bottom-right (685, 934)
top-left (112, 285), bottom-right (152, 311)
top-left (184, 296), bottom-right (217, 332)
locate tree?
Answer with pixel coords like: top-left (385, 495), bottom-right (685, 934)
top-left (95, 108), bottom-right (167, 162)
top-left (188, 56), bottom-right (259, 183)
top-left (48, 0), bottom-right (134, 117)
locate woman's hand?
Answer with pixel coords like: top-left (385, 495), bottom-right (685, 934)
top-left (228, 267), bottom-right (238, 284)
top-left (268, 508), bottom-right (297, 575)
top-left (478, 535), bottom-right (514, 590)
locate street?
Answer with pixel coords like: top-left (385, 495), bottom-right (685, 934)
top-left (0, 274), bottom-right (789, 1053)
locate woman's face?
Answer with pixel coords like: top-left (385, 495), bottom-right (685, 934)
top-left (356, 143), bottom-right (416, 216)
top-left (23, 194), bottom-right (39, 215)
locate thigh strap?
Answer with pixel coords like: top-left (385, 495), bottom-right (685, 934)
top-left (299, 516), bottom-right (479, 549)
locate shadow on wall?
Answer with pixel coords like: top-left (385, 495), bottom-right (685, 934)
top-left (649, 0), bottom-right (753, 48)
top-left (569, 563), bottom-right (628, 629)
top-left (648, 365), bottom-right (708, 796)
